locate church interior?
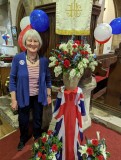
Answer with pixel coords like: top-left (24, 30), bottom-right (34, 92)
top-left (0, 0), bottom-right (121, 160)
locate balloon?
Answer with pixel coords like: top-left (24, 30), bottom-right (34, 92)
top-left (30, 10), bottom-right (49, 32)
top-left (96, 36), bottom-right (111, 44)
top-left (18, 25), bottom-right (32, 51)
top-left (94, 23), bottom-right (112, 41)
top-left (20, 16), bottom-right (30, 30)
top-left (110, 17), bottom-right (121, 34)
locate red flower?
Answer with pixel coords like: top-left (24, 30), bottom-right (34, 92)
top-left (72, 51), bottom-right (76, 55)
top-left (96, 155), bottom-right (104, 160)
top-left (74, 40), bottom-right (81, 44)
top-left (42, 154), bottom-right (46, 160)
top-left (47, 130), bottom-right (53, 136)
top-left (41, 137), bottom-right (47, 143)
top-left (92, 139), bottom-right (99, 146)
top-left (55, 61), bottom-right (59, 66)
top-left (52, 144), bottom-right (58, 152)
top-left (41, 146), bottom-right (45, 150)
top-left (84, 51), bottom-right (89, 55)
top-left (80, 50), bottom-right (89, 55)
top-left (63, 51), bottom-right (68, 54)
top-left (80, 50), bottom-right (85, 54)
top-left (58, 54), bottom-right (62, 60)
top-left (63, 59), bottom-right (70, 68)
top-left (58, 54), bottom-right (61, 58)
top-left (80, 44), bottom-right (84, 47)
top-left (37, 151), bottom-right (42, 158)
top-left (72, 44), bottom-right (77, 48)
top-left (56, 44), bottom-right (60, 48)
top-left (86, 147), bottom-right (94, 155)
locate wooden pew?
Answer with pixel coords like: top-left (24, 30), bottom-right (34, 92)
top-left (104, 43), bottom-right (121, 107)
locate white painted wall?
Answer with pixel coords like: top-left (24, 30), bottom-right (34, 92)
top-left (103, 0), bottom-right (115, 54)
top-left (9, 0), bottom-right (19, 26)
top-left (95, 0), bottom-right (115, 54)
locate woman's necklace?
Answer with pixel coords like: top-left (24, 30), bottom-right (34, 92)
top-left (26, 54), bottom-right (38, 64)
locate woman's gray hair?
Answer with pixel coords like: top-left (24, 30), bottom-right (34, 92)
top-left (22, 29), bottom-right (42, 49)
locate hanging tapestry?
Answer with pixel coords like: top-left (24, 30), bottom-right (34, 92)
top-left (56, 0), bottom-right (93, 35)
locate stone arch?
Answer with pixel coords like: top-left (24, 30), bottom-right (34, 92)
top-left (16, 0), bottom-right (26, 36)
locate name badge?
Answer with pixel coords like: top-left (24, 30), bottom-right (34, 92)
top-left (19, 60), bottom-right (25, 65)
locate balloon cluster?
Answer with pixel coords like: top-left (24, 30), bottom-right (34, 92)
top-left (110, 17), bottom-right (121, 35)
top-left (18, 10), bottom-right (49, 51)
top-left (94, 17), bottom-right (121, 45)
top-left (94, 23), bottom-right (112, 44)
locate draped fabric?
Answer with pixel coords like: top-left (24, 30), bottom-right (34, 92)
top-left (56, 0), bottom-right (93, 35)
top-left (53, 87), bottom-right (86, 160)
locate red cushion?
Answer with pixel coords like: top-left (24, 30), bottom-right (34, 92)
top-left (95, 68), bottom-right (109, 83)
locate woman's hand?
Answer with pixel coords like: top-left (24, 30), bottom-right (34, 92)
top-left (47, 97), bottom-right (52, 105)
top-left (11, 100), bottom-right (18, 111)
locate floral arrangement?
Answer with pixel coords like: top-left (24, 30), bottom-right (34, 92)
top-left (49, 39), bottom-right (98, 79)
top-left (30, 130), bottom-right (62, 160)
top-left (78, 132), bottom-right (110, 160)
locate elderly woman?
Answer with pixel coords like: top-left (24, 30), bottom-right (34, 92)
top-left (9, 29), bottom-right (51, 151)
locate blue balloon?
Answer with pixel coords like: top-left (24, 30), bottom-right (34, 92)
top-left (30, 10), bottom-right (49, 32)
top-left (110, 17), bottom-right (121, 34)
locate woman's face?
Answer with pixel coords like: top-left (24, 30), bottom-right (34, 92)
top-left (25, 36), bottom-right (40, 54)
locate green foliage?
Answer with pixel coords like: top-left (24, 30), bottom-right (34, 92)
top-left (30, 130), bottom-right (62, 160)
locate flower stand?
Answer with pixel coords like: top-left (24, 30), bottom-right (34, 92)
top-left (79, 77), bottom-right (96, 130)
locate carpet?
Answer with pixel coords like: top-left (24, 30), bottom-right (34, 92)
top-left (0, 121), bottom-right (121, 160)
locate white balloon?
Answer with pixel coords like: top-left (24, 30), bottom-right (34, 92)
top-left (94, 23), bottom-right (112, 41)
top-left (20, 16), bottom-right (30, 30)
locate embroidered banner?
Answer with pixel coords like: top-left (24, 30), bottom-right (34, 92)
top-left (56, 0), bottom-right (93, 35)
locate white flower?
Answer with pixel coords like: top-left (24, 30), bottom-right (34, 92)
top-left (79, 68), bottom-right (84, 75)
top-left (59, 43), bottom-right (68, 52)
top-left (100, 145), bottom-right (107, 159)
top-left (96, 131), bottom-right (100, 140)
top-left (84, 44), bottom-right (92, 54)
top-left (34, 142), bottom-right (39, 149)
top-left (49, 62), bottom-right (56, 67)
top-left (54, 66), bottom-right (62, 77)
top-left (69, 69), bottom-right (76, 79)
top-left (82, 63), bottom-right (87, 68)
top-left (49, 56), bottom-right (57, 62)
top-left (78, 62), bottom-right (83, 70)
top-left (93, 61), bottom-right (98, 66)
top-left (76, 72), bottom-right (81, 78)
top-left (78, 145), bottom-right (88, 156)
top-left (82, 58), bottom-right (89, 64)
top-left (67, 40), bottom-right (73, 50)
top-left (88, 61), bottom-right (98, 71)
top-left (48, 152), bottom-right (57, 160)
top-left (89, 65), bottom-right (95, 71)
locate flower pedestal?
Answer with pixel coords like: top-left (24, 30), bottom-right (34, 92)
top-left (78, 76), bottom-right (96, 130)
